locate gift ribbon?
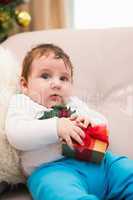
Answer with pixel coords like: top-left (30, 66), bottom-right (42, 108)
top-left (73, 124), bottom-right (109, 162)
top-left (82, 125), bottom-right (109, 146)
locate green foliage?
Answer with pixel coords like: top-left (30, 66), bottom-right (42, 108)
top-left (0, 0), bottom-right (27, 42)
top-left (0, 0), bottom-right (24, 7)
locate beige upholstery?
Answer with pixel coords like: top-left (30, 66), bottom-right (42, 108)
top-left (1, 27), bottom-right (133, 199)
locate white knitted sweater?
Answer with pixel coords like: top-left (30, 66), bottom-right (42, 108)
top-left (5, 94), bottom-right (107, 176)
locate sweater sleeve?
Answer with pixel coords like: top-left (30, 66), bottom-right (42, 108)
top-left (69, 96), bottom-right (108, 126)
top-left (5, 95), bottom-right (59, 151)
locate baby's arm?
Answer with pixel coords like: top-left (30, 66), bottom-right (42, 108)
top-left (5, 95), bottom-right (59, 151)
top-left (5, 95), bottom-right (85, 151)
top-left (6, 113), bottom-right (59, 151)
top-left (6, 112), bottom-right (85, 151)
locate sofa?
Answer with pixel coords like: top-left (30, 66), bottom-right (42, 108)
top-left (0, 28), bottom-right (133, 199)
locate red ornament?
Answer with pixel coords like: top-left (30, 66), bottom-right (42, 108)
top-left (0, 0), bottom-right (12, 4)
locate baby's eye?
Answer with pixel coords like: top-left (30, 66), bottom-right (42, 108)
top-left (41, 73), bottom-right (50, 79)
top-left (60, 76), bottom-right (69, 81)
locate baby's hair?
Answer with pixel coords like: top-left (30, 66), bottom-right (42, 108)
top-left (21, 43), bottom-right (73, 81)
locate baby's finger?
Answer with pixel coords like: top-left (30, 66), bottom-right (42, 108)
top-left (71, 130), bottom-right (84, 145)
top-left (76, 116), bottom-right (85, 123)
top-left (66, 136), bottom-right (74, 149)
top-left (76, 121), bottom-right (85, 128)
top-left (76, 116), bottom-right (90, 128)
top-left (76, 116), bottom-right (86, 128)
top-left (84, 118), bottom-right (90, 128)
top-left (59, 137), bottom-right (63, 142)
top-left (74, 126), bottom-right (85, 138)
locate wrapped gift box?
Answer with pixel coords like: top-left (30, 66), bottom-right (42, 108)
top-left (62, 124), bottom-right (109, 164)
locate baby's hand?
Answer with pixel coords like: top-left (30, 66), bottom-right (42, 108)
top-left (70, 114), bottom-right (90, 128)
top-left (57, 117), bottom-right (85, 149)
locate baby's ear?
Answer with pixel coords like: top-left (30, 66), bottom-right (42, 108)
top-left (19, 76), bottom-right (28, 94)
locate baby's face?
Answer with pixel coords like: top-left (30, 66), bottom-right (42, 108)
top-left (21, 53), bottom-right (73, 108)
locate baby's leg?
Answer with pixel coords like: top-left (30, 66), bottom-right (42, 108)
top-left (104, 152), bottom-right (133, 200)
top-left (27, 161), bottom-right (100, 200)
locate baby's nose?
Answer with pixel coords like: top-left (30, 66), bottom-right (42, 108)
top-left (50, 78), bottom-right (61, 89)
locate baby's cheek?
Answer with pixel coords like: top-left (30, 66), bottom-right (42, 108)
top-left (65, 86), bottom-right (73, 98)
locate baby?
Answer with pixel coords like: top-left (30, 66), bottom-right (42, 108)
top-left (6, 44), bottom-right (133, 200)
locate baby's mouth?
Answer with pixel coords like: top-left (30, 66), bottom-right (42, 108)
top-left (49, 94), bottom-right (61, 101)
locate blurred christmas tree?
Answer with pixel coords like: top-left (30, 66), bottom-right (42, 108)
top-left (0, 0), bottom-right (31, 42)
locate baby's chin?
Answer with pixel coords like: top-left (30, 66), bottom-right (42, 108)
top-left (46, 99), bottom-right (67, 108)
top-left (47, 102), bottom-right (64, 108)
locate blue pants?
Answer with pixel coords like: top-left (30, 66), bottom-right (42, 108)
top-left (27, 151), bottom-right (133, 200)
